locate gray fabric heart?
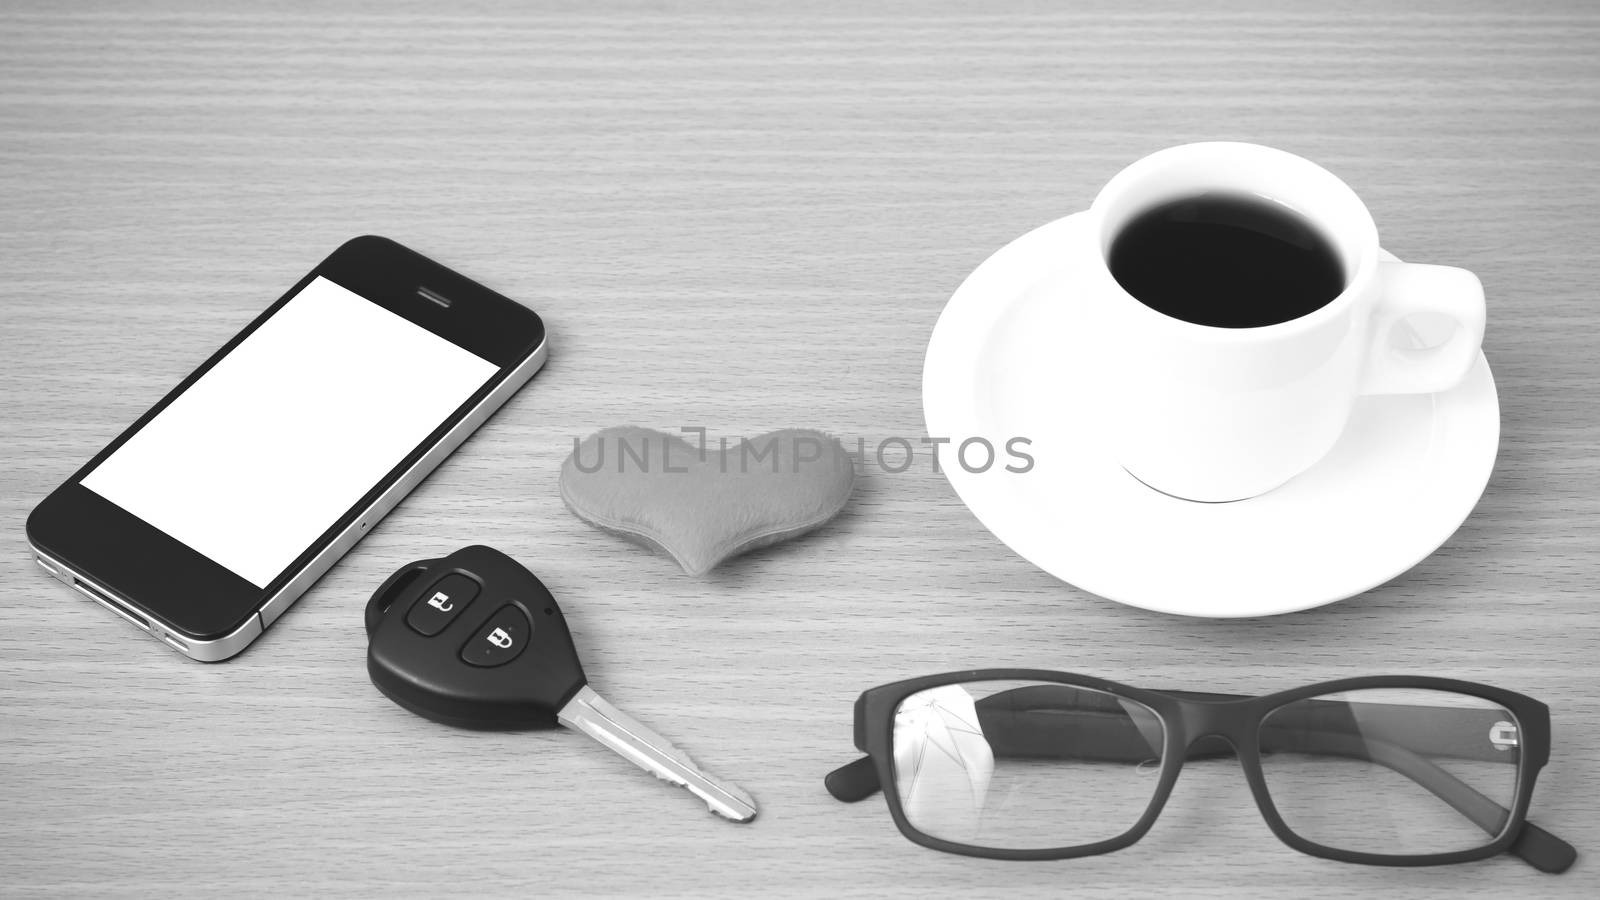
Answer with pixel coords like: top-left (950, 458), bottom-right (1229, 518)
top-left (560, 427), bottom-right (856, 575)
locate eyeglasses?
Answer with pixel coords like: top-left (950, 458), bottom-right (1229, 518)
top-left (825, 671), bottom-right (1575, 873)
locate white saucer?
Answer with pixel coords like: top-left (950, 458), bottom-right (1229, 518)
top-left (922, 212), bottom-right (1499, 617)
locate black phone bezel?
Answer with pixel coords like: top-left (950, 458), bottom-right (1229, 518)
top-left (25, 235), bottom-right (546, 642)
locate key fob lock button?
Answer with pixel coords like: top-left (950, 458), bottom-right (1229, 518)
top-left (406, 573), bottom-right (479, 636)
top-left (461, 604), bottom-right (532, 667)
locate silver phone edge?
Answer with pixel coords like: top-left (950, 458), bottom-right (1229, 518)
top-left (30, 336), bottom-right (548, 663)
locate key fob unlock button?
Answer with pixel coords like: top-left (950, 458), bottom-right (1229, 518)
top-left (406, 573), bottom-right (479, 636)
top-left (461, 605), bottom-right (532, 667)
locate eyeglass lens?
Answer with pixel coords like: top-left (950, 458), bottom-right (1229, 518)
top-left (891, 680), bottom-right (1165, 850)
top-left (1258, 687), bottom-right (1522, 855)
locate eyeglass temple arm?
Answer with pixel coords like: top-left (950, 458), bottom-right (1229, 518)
top-left (824, 692), bottom-right (1574, 873)
top-left (1294, 729), bottom-right (1570, 872)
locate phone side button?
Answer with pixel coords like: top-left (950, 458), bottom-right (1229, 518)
top-left (178, 613), bottom-right (263, 663)
top-left (34, 555), bottom-right (72, 585)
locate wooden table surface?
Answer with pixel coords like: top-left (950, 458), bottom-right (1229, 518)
top-left (2, 2), bottom-right (1596, 896)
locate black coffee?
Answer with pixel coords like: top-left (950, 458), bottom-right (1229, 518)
top-left (1108, 193), bottom-right (1345, 328)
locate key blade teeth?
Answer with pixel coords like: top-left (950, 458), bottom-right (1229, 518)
top-left (643, 742), bottom-right (758, 812)
top-left (709, 798), bottom-right (758, 823)
top-left (642, 766), bottom-right (690, 790)
top-left (660, 763), bottom-right (757, 823)
top-left (558, 685), bottom-right (759, 825)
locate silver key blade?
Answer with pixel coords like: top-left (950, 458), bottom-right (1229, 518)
top-left (557, 685), bottom-right (758, 823)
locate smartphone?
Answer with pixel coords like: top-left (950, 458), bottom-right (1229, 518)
top-left (26, 236), bottom-right (547, 662)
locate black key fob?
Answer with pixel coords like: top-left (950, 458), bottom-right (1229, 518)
top-left (365, 545), bottom-right (587, 729)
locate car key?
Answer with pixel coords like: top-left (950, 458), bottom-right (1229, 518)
top-left (365, 545), bottom-right (757, 823)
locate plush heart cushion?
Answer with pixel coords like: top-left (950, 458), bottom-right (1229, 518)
top-left (560, 427), bottom-right (856, 575)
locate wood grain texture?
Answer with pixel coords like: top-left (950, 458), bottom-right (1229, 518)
top-left (1, 1), bottom-right (1596, 896)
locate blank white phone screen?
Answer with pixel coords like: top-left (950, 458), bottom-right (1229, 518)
top-left (82, 276), bottom-right (499, 588)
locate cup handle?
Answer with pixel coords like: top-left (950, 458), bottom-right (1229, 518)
top-left (1359, 261), bottom-right (1486, 396)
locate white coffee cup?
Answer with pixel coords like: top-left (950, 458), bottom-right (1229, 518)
top-left (1079, 142), bottom-right (1486, 503)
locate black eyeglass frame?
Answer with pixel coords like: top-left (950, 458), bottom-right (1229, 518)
top-left (828, 670), bottom-right (1573, 872)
